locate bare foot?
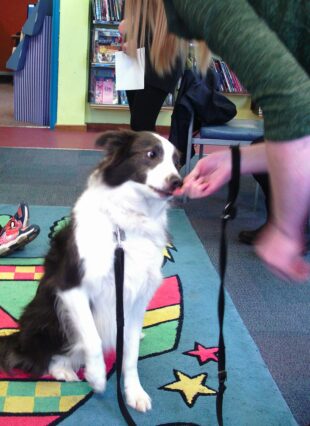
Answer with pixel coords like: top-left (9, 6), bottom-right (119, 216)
top-left (255, 222), bottom-right (310, 282)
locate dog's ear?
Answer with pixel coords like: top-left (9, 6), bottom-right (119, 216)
top-left (95, 130), bottom-right (136, 156)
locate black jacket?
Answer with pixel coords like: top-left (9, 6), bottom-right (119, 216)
top-left (169, 68), bottom-right (237, 164)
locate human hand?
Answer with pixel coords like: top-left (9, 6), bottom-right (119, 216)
top-left (121, 42), bottom-right (128, 53)
top-left (118, 20), bottom-right (128, 53)
top-left (173, 149), bottom-right (232, 198)
top-left (118, 20), bottom-right (126, 36)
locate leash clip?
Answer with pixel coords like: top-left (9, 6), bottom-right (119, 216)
top-left (222, 202), bottom-right (237, 221)
top-left (114, 227), bottom-right (126, 247)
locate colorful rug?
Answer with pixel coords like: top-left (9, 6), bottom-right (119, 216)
top-left (0, 205), bottom-right (297, 426)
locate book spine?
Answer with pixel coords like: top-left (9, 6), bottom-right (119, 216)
top-left (108, 0), bottom-right (114, 21)
top-left (220, 60), bottom-right (234, 93)
top-left (213, 59), bottom-right (226, 92)
top-left (91, 0), bottom-right (96, 20)
top-left (221, 61), bottom-right (232, 92)
top-left (94, 0), bottom-right (99, 21)
top-left (115, 0), bottom-right (121, 21)
top-left (97, 0), bottom-right (102, 21)
top-left (95, 78), bottom-right (104, 104)
top-left (101, 0), bottom-right (106, 21)
top-left (230, 69), bottom-right (242, 92)
top-left (105, 0), bottom-right (110, 21)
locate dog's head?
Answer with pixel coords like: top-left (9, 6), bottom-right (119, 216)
top-left (93, 130), bottom-right (182, 199)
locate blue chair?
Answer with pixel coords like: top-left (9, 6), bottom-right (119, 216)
top-left (184, 117), bottom-right (264, 206)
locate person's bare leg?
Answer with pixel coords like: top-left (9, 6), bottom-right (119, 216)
top-left (255, 136), bottom-right (310, 281)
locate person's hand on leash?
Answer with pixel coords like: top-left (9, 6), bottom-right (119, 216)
top-left (173, 149), bottom-right (232, 198)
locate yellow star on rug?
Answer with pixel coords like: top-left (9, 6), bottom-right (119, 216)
top-left (160, 369), bottom-right (216, 407)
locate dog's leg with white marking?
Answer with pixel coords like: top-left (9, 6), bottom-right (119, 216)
top-left (123, 301), bottom-right (152, 412)
top-left (49, 354), bottom-right (80, 382)
top-left (56, 288), bottom-right (107, 393)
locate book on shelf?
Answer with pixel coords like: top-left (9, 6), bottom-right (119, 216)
top-left (92, 28), bottom-right (122, 65)
top-left (211, 58), bottom-right (247, 94)
top-left (91, 0), bottom-right (123, 22)
top-left (90, 68), bottom-right (118, 105)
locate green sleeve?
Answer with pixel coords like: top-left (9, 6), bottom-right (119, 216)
top-left (163, 0), bottom-right (310, 141)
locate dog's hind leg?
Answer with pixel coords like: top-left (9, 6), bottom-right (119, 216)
top-left (59, 288), bottom-right (107, 393)
top-left (48, 355), bottom-right (80, 382)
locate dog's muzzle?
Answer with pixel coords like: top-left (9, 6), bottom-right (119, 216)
top-left (166, 174), bottom-right (183, 192)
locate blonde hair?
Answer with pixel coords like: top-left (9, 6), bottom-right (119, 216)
top-left (124, 0), bottom-right (210, 75)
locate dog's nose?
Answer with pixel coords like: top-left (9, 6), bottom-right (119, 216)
top-left (167, 175), bottom-right (183, 191)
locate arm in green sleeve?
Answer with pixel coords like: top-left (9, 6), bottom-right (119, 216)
top-left (163, 0), bottom-right (310, 141)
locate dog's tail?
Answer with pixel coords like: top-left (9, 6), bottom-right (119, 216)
top-left (0, 332), bottom-right (37, 374)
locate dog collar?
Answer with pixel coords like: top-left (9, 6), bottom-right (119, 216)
top-left (113, 227), bottom-right (126, 247)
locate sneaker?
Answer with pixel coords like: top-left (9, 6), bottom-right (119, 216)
top-left (14, 202), bottom-right (30, 228)
top-left (0, 216), bottom-right (40, 257)
top-left (238, 225), bottom-right (265, 245)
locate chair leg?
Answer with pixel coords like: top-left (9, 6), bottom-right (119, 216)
top-left (183, 115), bottom-right (195, 203)
top-left (253, 182), bottom-right (260, 211)
top-left (199, 144), bottom-right (204, 159)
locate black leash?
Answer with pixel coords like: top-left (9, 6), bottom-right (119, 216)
top-left (113, 146), bottom-right (240, 426)
top-left (216, 145), bottom-right (240, 426)
top-left (114, 228), bottom-right (137, 426)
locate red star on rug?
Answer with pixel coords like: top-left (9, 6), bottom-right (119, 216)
top-left (184, 342), bottom-right (219, 365)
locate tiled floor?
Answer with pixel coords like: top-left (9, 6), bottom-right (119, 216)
top-left (0, 82), bottom-right (34, 128)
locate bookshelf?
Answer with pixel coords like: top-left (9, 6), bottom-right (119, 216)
top-left (89, 0), bottom-right (124, 107)
top-left (211, 57), bottom-right (248, 94)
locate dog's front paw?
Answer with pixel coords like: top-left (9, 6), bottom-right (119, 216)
top-left (85, 369), bottom-right (106, 393)
top-left (125, 385), bottom-right (152, 412)
top-left (85, 361), bottom-right (106, 393)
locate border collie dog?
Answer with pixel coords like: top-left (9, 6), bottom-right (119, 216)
top-left (0, 130), bottom-right (182, 413)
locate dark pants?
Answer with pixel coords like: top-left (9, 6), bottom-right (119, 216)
top-left (252, 137), bottom-right (270, 217)
top-left (126, 86), bottom-right (168, 131)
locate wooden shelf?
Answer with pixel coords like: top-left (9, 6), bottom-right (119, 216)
top-left (93, 20), bottom-right (119, 25)
top-left (89, 104), bottom-right (173, 112)
top-left (223, 92), bottom-right (250, 96)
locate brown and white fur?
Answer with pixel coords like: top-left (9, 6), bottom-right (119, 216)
top-left (0, 130), bottom-right (182, 412)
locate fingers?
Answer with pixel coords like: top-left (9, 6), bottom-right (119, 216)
top-left (122, 42), bottom-right (128, 53)
top-left (118, 20), bottom-right (126, 35)
top-left (173, 171), bottom-right (225, 198)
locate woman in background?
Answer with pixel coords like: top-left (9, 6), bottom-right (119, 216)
top-left (119, 1), bottom-right (184, 132)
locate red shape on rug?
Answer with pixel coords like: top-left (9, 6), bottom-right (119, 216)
top-left (0, 308), bottom-right (18, 328)
top-left (0, 416), bottom-right (60, 426)
top-left (147, 276), bottom-right (180, 310)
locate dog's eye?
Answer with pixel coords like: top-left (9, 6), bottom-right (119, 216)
top-left (147, 150), bottom-right (157, 159)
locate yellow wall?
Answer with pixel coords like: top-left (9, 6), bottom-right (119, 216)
top-left (57, 0), bottom-right (90, 126)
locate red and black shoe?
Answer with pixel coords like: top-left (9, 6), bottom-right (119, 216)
top-left (0, 203), bottom-right (40, 257)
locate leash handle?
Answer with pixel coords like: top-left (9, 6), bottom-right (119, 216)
top-left (216, 145), bottom-right (240, 426)
top-left (114, 246), bottom-right (137, 426)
